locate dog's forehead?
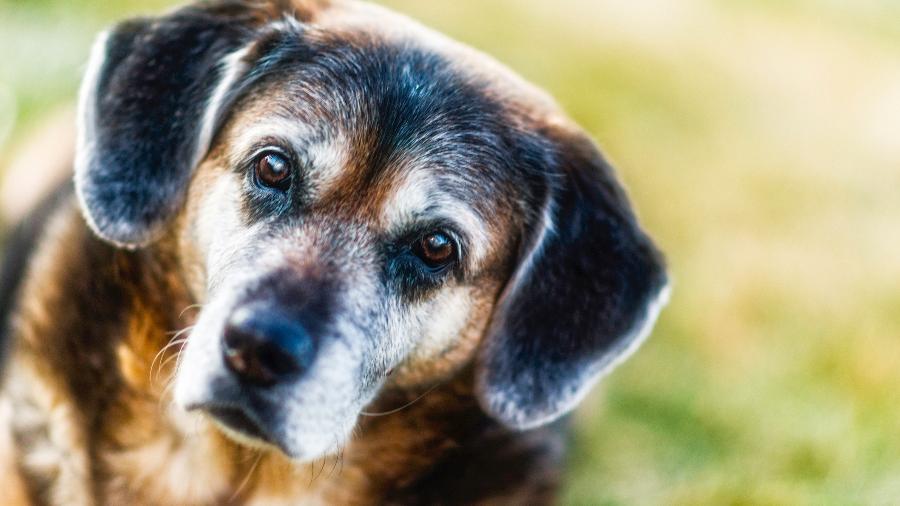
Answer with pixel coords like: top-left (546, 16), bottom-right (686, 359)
top-left (309, 0), bottom-right (560, 109)
top-left (219, 8), bottom-right (554, 261)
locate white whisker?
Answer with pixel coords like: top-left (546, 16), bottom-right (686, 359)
top-left (230, 451), bottom-right (263, 502)
top-left (359, 382), bottom-right (441, 417)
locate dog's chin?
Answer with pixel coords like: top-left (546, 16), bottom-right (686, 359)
top-left (205, 406), bottom-right (283, 452)
top-left (199, 404), bottom-right (352, 462)
top-left (212, 417), bottom-right (281, 452)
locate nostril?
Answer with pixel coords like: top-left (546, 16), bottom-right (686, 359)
top-left (222, 325), bottom-right (277, 386)
top-left (256, 340), bottom-right (302, 377)
top-left (222, 308), bottom-right (316, 387)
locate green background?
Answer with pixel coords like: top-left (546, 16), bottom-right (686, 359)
top-left (2, 1), bottom-right (899, 504)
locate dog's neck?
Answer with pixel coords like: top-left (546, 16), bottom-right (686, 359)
top-left (4, 198), bottom-right (563, 505)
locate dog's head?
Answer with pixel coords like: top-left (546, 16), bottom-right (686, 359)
top-left (75, 0), bottom-right (669, 460)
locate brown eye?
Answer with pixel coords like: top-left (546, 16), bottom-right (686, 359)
top-left (415, 232), bottom-right (456, 269)
top-left (254, 151), bottom-right (292, 190)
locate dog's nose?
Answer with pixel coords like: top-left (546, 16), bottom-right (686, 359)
top-left (222, 307), bottom-right (316, 387)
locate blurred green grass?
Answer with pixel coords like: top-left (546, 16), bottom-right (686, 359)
top-left (2, 0), bottom-right (900, 504)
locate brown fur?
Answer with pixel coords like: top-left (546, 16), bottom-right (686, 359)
top-left (0, 187), bottom-right (563, 504)
top-left (0, 1), bottom-right (668, 504)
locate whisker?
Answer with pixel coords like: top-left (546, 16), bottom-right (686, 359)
top-left (158, 380), bottom-right (177, 411)
top-left (151, 325), bottom-right (194, 370)
top-left (151, 336), bottom-right (189, 369)
top-left (157, 344), bottom-right (189, 413)
top-left (156, 351), bottom-right (184, 380)
top-left (328, 437), bottom-right (341, 478)
top-left (315, 455), bottom-right (327, 483)
top-left (230, 451), bottom-right (263, 502)
top-left (359, 382), bottom-right (441, 417)
top-left (165, 324), bottom-right (196, 337)
top-left (179, 304), bottom-right (205, 320)
top-left (149, 334), bottom-right (191, 385)
top-left (157, 349), bottom-right (187, 412)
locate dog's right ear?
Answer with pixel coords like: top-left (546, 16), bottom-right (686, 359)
top-left (75, 3), bottom-right (281, 247)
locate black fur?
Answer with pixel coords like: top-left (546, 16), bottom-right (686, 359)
top-left (77, 2), bottom-right (261, 245)
top-left (382, 386), bottom-right (567, 505)
top-left (476, 131), bottom-right (669, 429)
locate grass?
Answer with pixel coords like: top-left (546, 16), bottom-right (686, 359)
top-left (2, 0), bottom-right (899, 503)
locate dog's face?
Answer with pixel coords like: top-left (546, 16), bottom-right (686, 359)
top-left (74, 1), bottom-right (669, 461)
top-left (171, 33), bottom-right (526, 457)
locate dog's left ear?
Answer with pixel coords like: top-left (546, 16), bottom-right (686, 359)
top-left (74, 3), bottom-right (274, 247)
top-left (476, 125), bottom-right (670, 430)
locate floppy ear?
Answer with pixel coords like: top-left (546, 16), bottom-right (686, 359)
top-left (74, 2), bottom-right (270, 247)
top-left (476, 127), bottom-right (670, 430)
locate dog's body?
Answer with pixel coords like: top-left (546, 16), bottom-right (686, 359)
top-left (0, 1), bottom-right (668, 504)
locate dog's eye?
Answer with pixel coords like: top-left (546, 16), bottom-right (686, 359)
top-left (254, 151), bottom-right (292, 190)
top-left (413, 232), bottom-right (456, 269)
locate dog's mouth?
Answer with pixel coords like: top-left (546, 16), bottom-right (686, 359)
top-left (206, 406), bottom-right (272, 445)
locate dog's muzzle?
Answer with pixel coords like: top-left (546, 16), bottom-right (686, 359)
top-left (176, 269), bottom-right (364, 459)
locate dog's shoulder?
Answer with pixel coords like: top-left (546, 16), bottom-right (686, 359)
top-left (0, 181), bottom-right (95, 505)
top-left (0, 182), bottom-right (75, 370)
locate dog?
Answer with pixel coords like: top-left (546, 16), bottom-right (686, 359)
top-left (0, 0), bottom-right (669, 504)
